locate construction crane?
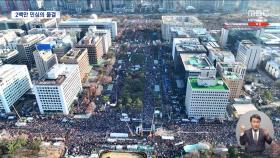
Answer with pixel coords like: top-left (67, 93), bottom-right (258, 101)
top-left (126, 121), bottom-right (134, 137)
top-left (12, 104), bottom-right (21, 120)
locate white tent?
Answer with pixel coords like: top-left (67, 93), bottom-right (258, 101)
top-left (161, 135), bottom-right (175, 140)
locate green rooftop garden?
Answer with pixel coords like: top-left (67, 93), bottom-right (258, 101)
top-left (188, 78), bottom-right (228, 90)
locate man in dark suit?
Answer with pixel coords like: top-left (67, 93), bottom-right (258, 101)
top-left (240, 114), bottom-right (273, 154)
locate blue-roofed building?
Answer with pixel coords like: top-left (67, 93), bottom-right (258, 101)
top-left (36, 37), bottom-right (56, 50)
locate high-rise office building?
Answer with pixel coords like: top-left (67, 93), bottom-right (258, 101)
top-left (43, 0), bottom-right (59, 10)
top-left (33, 50), bottom-right (58, 78)
top-left (17, 34), bottom-right (46, 67)
top-left (60, 48), bottom-right (91, 81)
top-left (178, 53), bottom-right (215, 80)
top-left (59, 17), bottom-right (118, 39)
top-left (172, 38), bottom-right (207, 62)
top-left (265, 58), bottom-right (280, 79)
top-left (60, 0), bottom-right (89, 13)
top-left (88, 26), bottom-right (112, 54)
top-left (0, 64), bottom-right (32, 113)
top-left (0, 49), bottom-right (19, 64)
top-left (217, 62), bottom-right (247, 99)
top-left (161, 16), bottom-right (203, 41)
top-left (75, 35), bottom-right (104, 65)
top-left (0, 18), bottom-right (33, 32)
top-left (0, 29), bottom-right (23, 50)
top-left (34, 30), bottom-right (74, 61)
top-left (34, 64), bottom-right (82, 115)
top-left (185, 70), bottom-right (229, 119)
top-left (236, 40), bottom-right (262, 71)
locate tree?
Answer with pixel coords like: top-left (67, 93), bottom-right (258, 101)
top-left (228, 146), bottom-right (238, 158)
top-left (134, 98), bottom-right (143, 111)
top-left (5, 138), bottom-right (27, 154)
top-left (263, 90), bottom-right (273, 102)
top-left (118, 103), bottom-right (123, 110)
top-left (275, 80), bottom-right (280, 89)
top-left (102, 95), bottom-right (109, 103)
top-left (126, 96), bottom-right (133, 109)
top-left (245, 75), bottom-right (254, 84)
top-left (200, 150), bottom-right (209, 158)
top-left (28, 139), bottom-right (41, 151)
top-left (277, 107), bottom-right (280, 113)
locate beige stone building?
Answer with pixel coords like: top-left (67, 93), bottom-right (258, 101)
top-left (60, 48), bottom-right (90, 81)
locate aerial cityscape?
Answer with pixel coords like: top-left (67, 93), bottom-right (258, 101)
top-left (0, 0), bottom-right (280, 158)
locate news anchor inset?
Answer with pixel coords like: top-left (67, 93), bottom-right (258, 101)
top-left (239, 114), bottom-right (273, 153)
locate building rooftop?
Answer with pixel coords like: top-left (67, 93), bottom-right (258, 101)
top-left (207, 44), bottom-right (235, 62)
top-left (267, 58), bottom-right (280, 67)
top-left (35, 64), bottom-right (77, 85)
top-left (240, 40), bottom-right (255, 48)
top-left (33, 50), bottom-right (55, 61)
top-left (260, 33), bottom-right (280, 45)
top-left (0, 30), bottom-right (21, 43)
top-left (78, 35), bottom-right (100, 45)
top-left (50, 29), bottom-right (67, 38)
top-left (233, 103), bottom-right (257, 117)
top-left (0, 64), bottom-right (26, 81)
top-left (180, 53), bottom-right (214, 72)
top-left (219, 62), bottom-right (245, 68)
top-left (19, 34), bottom-right (45, 44)
top-left (0, 17), bottom-right (33, 24)
top-left (38, 36), bottom-right (55, 44)
top-left (0, 49), bottom-right (18, 59)
top-left (170, 27), bottom-right (191, 37)
top-left (223, 72), bottom-right (239, 80)
top-left (174, 38), bottom-right (200, 45)
top-left (174, 38), bottom-right (207, 53)
top-left (162, 15), bottom-right (203, 26)
top-left (61, 48), bottom-right (86, 60)
top-left (176, 45), bottom-right (207, 53)
top-left (189, 77), bottom-right (228, 91)
top-left (217, 62), bottom-right (246, 79)
top-left (59, 18), bottom-right (114, 26)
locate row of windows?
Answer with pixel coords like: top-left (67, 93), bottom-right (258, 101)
top-left (192, 90), bottom-right (228, 93)
top-left (190, 108), bottom-right (225, 111)
top-left (37, 87), bottom-right (58, 90)
top-left (41, 105), bottom-right (63, 110)
top-left (189, 112), bottom-right (224, 115)
top-left (40, 100), bottom-right (61, 103)
top-left (190, 100), bottom-right (229, 103)
top-left (190, 105), bottom-right (227, 108)
top-left (3, 80), bottom-right (30, 105)
top-left (191, 96), bottom-right (229, 99)
top-left (191, 93), bottom-right (228, 96)
top-left (38, 95), bottom-right (60, 98)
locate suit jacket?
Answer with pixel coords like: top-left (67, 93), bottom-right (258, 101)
top-left (240, 128), bottom-right (273, 153)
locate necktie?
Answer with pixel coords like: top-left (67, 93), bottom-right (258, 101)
top-left (253, 131), bottom-right (258, 142)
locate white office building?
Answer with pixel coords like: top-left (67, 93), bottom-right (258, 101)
top-left (88, 26), bottom-right (112, 54)
top-left (0, 29), bottom-right (22, 50)
top-left (172, 38), bottom-right (206, 61)
top-left (17, 34), bottom-right (46, 67)
top-left (33, 50), bottom-right (58, 78)
top-left (205, 42), bottom-right (235, 63)
top-left (185, 70), bottom-right (229, 119)
top-left (161, 16), bottom-right (203, 41)
top-left (265, 58), bottom-right (280, 79)
top-left (33, 64), bottom-right (82, 115)
top-left (236, 40), bottom-right (262, 71)
top-left (0, 64), bottom-right (32, 113)
top-left (59, 18), bottom-right (117, 39)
